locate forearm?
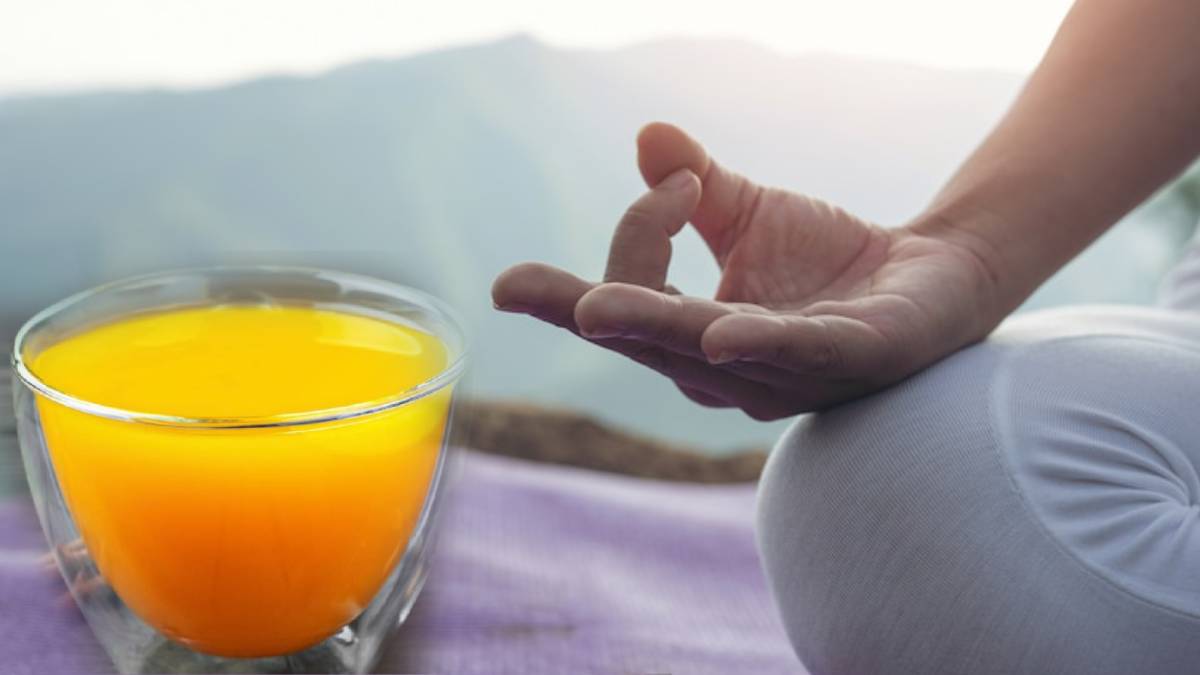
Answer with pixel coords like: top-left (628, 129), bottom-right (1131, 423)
top-left (911, 0), bottom-right (1200, 320)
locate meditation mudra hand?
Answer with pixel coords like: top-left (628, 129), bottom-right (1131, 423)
top-left (493, 122), bottom-right (997, 418)
top-left (495, 2), bottom-right (1200, 674)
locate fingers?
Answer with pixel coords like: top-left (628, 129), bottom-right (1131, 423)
top-left (492, 263), bottom-right (790, 418)
top-left (637, 122), bottom-right (708, 186)
top-left (636, 122), bottom-right (763, 263)
top-left (701, 312), bottom-right (891, 379)
top-left (676, 384), bottom-right (732, 408)
top-left (574, 283), bottom-right (736, 357)
top-left (494, 264), bottom-right (732, 359)
top-left (493, 263), bottom-right (887, 415)
top-left (618, 342), bottom-right (788, 419)
top-left (492, 262), bottom-right (592, 329)
top-left (574, 283), bottom-right (805, 390)
top-left (604, 168), bottom-right (701, 289)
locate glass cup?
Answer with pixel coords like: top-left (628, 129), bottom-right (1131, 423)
top-left (10, 267), bottom-right (467, 674)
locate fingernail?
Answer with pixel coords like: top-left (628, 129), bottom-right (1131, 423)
top-left (709, 351), bottom-right (737, 365)
top-left (659, 168), bottom-right (695, 191)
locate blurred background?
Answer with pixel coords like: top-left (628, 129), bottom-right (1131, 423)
top-left (3, 0), bottom-right (1198, 453)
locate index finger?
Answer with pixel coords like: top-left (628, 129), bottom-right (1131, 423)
top-left (603, 167), bottom-right (700, 289)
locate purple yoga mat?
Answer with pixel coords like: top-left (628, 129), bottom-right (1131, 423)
top-left (0, 450), bottom-right (803, 674)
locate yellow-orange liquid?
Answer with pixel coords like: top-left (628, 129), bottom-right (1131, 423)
top-left (29, 305), bottom-right (452, 657)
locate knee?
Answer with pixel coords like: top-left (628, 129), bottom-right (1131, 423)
top-left (756, 316), bottom-right (1200, 675)
top-left (990, 328), bottom-right (1200, 613)
top-left (756, 341), bottom-right (1012, 674)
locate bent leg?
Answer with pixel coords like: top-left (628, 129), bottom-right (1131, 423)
top-left (757, 306), bottom-right (1200, 675)
top-left (1160, 231), bottom-right (1200, 312)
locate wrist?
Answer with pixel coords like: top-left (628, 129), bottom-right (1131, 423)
top-left (903, 207), bottom-right (1033, 337)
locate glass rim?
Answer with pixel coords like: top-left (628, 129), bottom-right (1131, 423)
top-left (10, 265), bottom-right (469, 430)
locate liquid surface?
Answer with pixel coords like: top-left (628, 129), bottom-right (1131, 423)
top-left (33, 304), bottom-right (447, 418)
top-left (29, 305), bottom-right (452, 657)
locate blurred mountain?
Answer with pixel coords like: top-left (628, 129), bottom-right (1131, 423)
top-left (0, 35), bottom-right (1194, 451)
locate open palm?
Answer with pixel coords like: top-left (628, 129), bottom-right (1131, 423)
top-left (492, 123), bottom-right (999, 419)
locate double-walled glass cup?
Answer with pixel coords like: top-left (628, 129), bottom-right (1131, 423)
top-left (10, 268), bottom-right (467, 674)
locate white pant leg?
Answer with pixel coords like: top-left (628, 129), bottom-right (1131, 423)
top-left (1160, 226), bottom-right (1200, 312)
top-left (757, 306), bottom-right (1200, 675)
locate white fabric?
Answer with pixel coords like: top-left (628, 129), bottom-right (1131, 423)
top-left (1161, 228), bottom-right (1200, 311)
top-left (996, 316), bottom-right (1200, 616)
top-left (757, 240), bottom-right (1200, 673)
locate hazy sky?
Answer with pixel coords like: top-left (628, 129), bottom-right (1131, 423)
top-left (2, 0), bottom-right (1075, 94)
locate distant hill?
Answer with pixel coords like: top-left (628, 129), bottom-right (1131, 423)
top-left (1, 36), bottom-right (1194, 452)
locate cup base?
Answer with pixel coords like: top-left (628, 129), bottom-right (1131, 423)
top-left (42, 508), bottom-right (434, 675)
top-left (118, 553), bottom-right (429, 674)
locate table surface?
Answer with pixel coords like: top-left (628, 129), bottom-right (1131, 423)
top-left (0, 365), bottom-right (803, 674)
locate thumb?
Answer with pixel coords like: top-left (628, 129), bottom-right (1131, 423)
top-left (636, 122), bottom-right (762, 262)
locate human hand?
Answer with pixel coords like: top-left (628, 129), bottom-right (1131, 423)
top-left (492, 123), bottom-right (1003, 420)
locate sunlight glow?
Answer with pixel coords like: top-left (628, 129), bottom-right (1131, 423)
top-left (1, 0), bottom-right (1075, 93)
